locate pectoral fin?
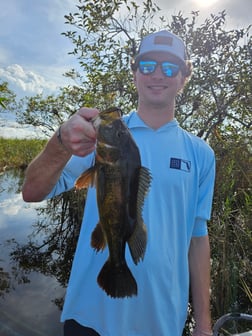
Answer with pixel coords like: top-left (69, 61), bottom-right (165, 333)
top-left (75, 166), bottom-right (97, 189)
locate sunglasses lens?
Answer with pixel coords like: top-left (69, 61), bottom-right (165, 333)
top-left (138, 60), bottom-right (180, 77)
top-left (139, 61), bottom-right (157, 74)
top-left (162, 62), bottom-right (180, 77)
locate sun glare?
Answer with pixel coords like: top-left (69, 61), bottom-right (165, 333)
top-left (192, 0), bottom-right (220, 8)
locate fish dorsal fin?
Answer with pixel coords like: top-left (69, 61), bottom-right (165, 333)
top-left (75, 166), bottom-right (97, 189)
top-left (128, 166), bottom-right (152, 265)
top-left (136, 167), bottom-right (152, 218)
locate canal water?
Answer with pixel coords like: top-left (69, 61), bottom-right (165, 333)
top-left (0, 169), bottom-right (65, 336)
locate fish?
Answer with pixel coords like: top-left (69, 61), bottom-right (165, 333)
top-left (75, 107), bottom-right (151, 298)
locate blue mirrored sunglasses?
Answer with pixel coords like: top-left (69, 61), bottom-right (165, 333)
top-left (138, 60), bottom-right (181, 77)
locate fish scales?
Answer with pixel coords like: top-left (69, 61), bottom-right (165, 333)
top-left (75, 107), bottom-right (152, 298)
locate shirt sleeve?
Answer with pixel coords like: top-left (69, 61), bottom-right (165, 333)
top-left (192, 144), bottom-right (216, 237)
top-left (45, 153), bottom-right (95, 199)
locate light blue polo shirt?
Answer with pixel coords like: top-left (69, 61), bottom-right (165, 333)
top-left (46, 111), bottom-right (215, 336)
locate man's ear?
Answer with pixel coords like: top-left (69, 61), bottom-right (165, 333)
top-left (178, 75), bottom-right (187, 93)
top-left (132, 72), bottom-right (137, 85)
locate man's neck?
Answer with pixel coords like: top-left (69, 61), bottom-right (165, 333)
top-left (137, 103), bottom-right (175, 130)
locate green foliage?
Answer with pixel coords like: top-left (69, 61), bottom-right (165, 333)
top-left (0, 97), bottom-right (7, 109)
top-left (16, 8), bottom-right (251, 143)
top-left (0, 81), bottom-right (16, 111)
top-left (0, 138), bottom-right (47, 171)
top-left (62, 0), bottom-right (163, 111)
top-left (174, 11), bottom-right (252, 139)
top-left (15, 90), bottom-right (79, 137)
top-left (210, 132), bottom-right (252, 319)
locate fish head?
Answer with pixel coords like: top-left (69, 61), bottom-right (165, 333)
top-left (98, 118), bottom-right (129, 148)
top-left (92, 108), bottom-right (131, 163)
top-left (92, 107), bottom-right (122, 131)
top-left (93, 107), bottom-right (126, 147)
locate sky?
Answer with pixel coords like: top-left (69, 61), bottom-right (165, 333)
top-left (0, 0), bottom-right (251, 100)
top-left (0, 0), bottom-right (78, 99)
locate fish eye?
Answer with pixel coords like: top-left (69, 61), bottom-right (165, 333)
top-left (116, 130), bottom-right (124, 138)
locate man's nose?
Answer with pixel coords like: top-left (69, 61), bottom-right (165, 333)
top-left (152, 64), bottom-right (165, 77)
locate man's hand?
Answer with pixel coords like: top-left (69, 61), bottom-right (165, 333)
top-left (59, 107), bottom-right (99, 157)
top-left (22, 107), bottom-right (100, 202)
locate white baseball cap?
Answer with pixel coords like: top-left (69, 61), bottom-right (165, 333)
top-left (135, 30), bottom-right (187, 65)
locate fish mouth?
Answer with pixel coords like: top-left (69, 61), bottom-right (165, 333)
top-left (96, 141), bottom-right (118, 164)
top-left (92, 108), bottom-right (122, 130)
top-left (92, 115), bottom-right (102, 130)
top-left (99, 142), bottom-right (115, 149)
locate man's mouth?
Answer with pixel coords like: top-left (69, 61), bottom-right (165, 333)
top-left (148, 85), bottom-right (168, 90)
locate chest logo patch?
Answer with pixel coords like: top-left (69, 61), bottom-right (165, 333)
top-left (170, 157), bottom-right (191, 172)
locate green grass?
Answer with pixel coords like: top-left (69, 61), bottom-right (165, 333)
top-left (0, 137), bottom-right (47, 171)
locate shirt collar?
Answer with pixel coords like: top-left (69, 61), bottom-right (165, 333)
top-left (124, 111), bottom-right (178, 131)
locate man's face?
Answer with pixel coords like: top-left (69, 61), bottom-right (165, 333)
top-left (133, 51), bottom-right (186, 109)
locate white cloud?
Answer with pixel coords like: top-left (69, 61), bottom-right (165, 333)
top-left (0, 117), bottom-right (46, 139)
top-left (0, 188), bottom-right (47, 234)
top-left (0, 1), bottom-right (77, 76)
top-left (0, 64), bottom-right (61, 97)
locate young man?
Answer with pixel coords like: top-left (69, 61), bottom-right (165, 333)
top-left (22, 30), bottom-right (215, 336)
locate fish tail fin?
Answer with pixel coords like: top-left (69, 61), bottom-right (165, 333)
top-left (128, 220), bottom-right (147, 265)
top-left (97, 260), bottom-right (137, 298)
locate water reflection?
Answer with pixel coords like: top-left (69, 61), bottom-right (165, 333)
top-left (0, 169), bottom-right (85, 335)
